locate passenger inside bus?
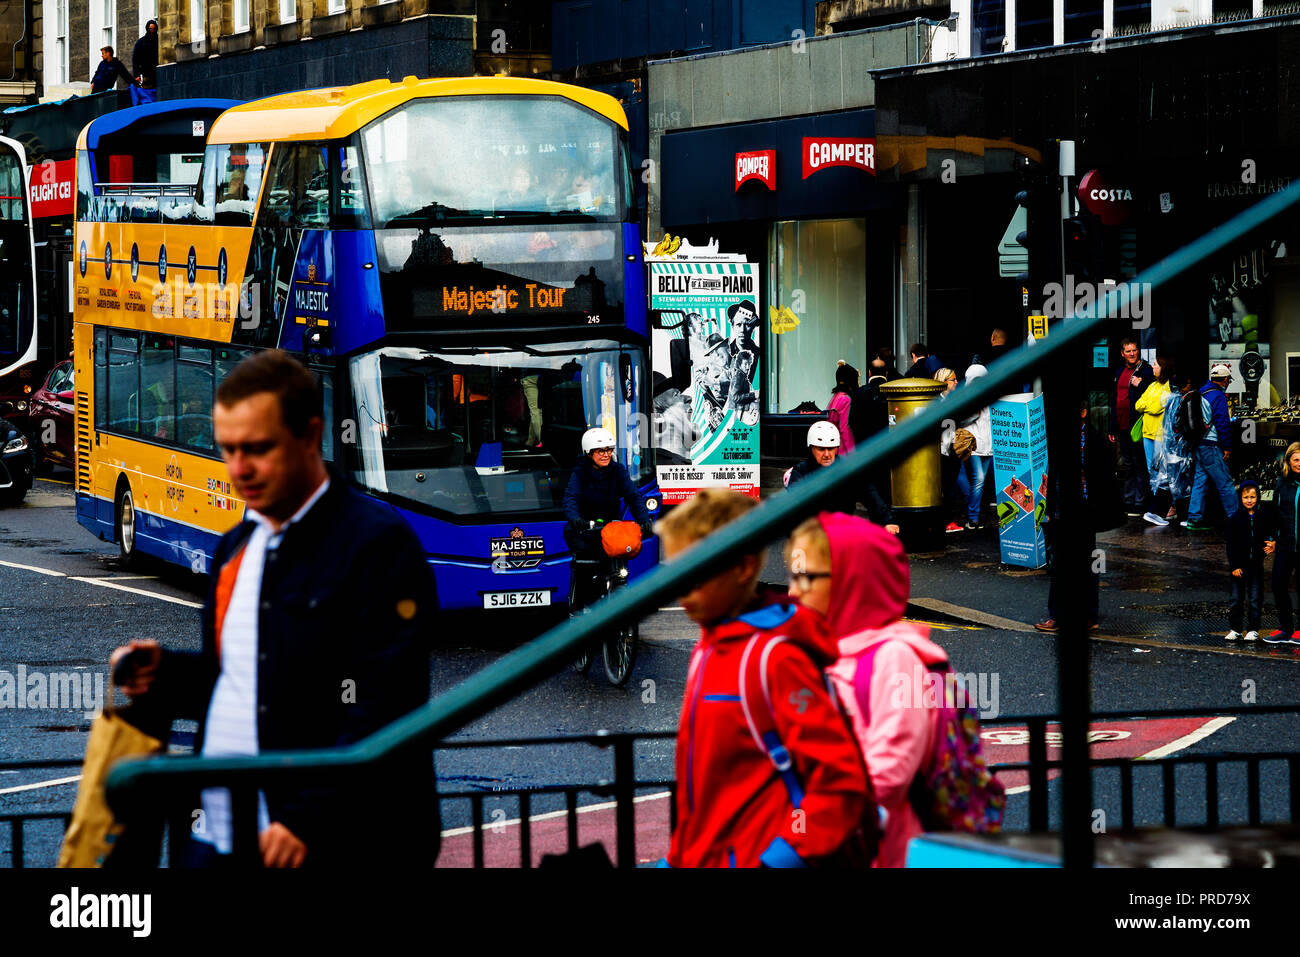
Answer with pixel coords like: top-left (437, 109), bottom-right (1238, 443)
top-left (221, 168), bottom-right (249, 202)
top-left (503, 164), bottom-right (536, 209)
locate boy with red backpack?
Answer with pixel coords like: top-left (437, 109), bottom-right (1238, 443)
top-left (656, 489), bottom-right (875, 867)
top-left (786, 512), bottom-right (1004, 866)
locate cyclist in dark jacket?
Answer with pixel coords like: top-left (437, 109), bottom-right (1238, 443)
top-left (563, 427), bottom-right (653, 606)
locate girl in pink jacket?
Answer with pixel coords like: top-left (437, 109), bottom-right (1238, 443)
top-left (787, 511), bottom-right (947, 867)
top-left (826, 363), bottom-right (858, 456)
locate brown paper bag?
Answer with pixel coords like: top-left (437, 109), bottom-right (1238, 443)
top-left (57, 705), bottom-right (164, 868)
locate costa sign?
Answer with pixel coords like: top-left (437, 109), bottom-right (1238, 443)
top-left (1077, 168), bottom-right (1133, 226)
top-left (28, 158), bottom-right (75, 219)
top-left (735, 149), bottom-right (776, 191)
top-left (802, 137), bottom-right (875, 179)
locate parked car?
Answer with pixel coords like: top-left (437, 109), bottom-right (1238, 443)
top-left (0, 415), bottom-right (34, 505)
top-left (25, 358), bottom-right (75, 470)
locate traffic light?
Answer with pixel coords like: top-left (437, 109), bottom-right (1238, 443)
top-left (1014, 167), bottom-right (1063, 314)
top-left (1063, 211), bottom-right (1103, 285)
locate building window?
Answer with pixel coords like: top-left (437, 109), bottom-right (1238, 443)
top-left (46, 0), bottom-right (69, 84)
top-left (1212, 0), bottom-right (1251, 19)
top-left (1064, 0), bottom-right (1103, 42)
top-left (328, 0), bottom-right (345, 14)
top-left (139, 0), bottom-right (156, 35)
top-left (1112, 0), bottom-right (1151, 33)
top-left (101, 0), bottom-right (114, 51)
top-left (279, 0), bottom-right (295, 23)
top-left (190, 0), bottom-right (206, 45)
top-left (766, 219), bottom-right (868, 415)
top-left (971, 0), bottom-right (1006, 54)
top-left (88, 0), bottom-right (114, 64)
top-left (234, 0), bottom-right (249, 32)
top-left (1014, 0), bottom-right (1054, 49)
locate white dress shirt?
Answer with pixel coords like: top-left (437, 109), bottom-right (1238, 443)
top-left (195, 477), bottom-right (330, 853)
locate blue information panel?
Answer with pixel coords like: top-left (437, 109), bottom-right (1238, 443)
top-left (990, 393), bottom-right (1049, 569)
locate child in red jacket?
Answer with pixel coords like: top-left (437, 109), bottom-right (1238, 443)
top-left (657, 489), bottom-right (871, 867)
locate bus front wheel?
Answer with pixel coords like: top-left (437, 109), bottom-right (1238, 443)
top-left (116, 485), bottom-right (141, 568)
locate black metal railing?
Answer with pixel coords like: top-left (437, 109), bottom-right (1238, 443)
top-left (6, 705), bottom-right (1296, 867)
top-left (0, 757), bottom-right (83, 869)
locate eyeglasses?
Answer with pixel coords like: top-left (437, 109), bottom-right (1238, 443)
top-left (788, 571), bottom-right (832, 592)
top-left (592, 447), bottom-right (615, 456)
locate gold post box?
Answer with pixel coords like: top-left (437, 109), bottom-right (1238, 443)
top-left (878, 377), bottom-right (948, 548)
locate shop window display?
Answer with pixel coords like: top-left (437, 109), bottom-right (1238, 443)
top-left (766, 219), bottom-right (868, 415)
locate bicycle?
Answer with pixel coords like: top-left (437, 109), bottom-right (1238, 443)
top-left (570, 519), bottom-right (642, 686)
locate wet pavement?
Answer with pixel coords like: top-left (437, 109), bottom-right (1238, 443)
top-left (758, 464), bottom-right (1300, 662)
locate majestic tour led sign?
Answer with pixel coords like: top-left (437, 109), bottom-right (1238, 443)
top-left (440, 283), bottom-right (569, 317)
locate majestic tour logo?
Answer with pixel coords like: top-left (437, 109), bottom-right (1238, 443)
top-left (295, 260), bottom-right (329, 315)
top-left (802, 137), bottom-right (875, 179)
top-left (734, 150), bottom-right (776, 191)
top-left (490, 527), bottom-right (545, 570)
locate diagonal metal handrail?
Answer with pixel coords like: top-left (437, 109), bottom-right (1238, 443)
top-left (105, 181), bottom-right (1300, 817)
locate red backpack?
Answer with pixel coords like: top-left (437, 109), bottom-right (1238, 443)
top-left (738, 634), bottom-right (882, 866)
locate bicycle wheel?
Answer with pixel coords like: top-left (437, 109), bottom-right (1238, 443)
top-left (602, 575), bottom-right (638, 686)
top-left (573, 638), bottom-right (595, 675)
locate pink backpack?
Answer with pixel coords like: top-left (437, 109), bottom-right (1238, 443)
top-left (849, 643), bottom-right (1005, 833)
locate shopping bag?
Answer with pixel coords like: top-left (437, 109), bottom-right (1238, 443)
top-left (57, 704), bottom-right (165, 868)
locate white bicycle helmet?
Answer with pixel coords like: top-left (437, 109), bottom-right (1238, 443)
top-left (806, 420), bottom-right (842, 449)
top-left (582, 427), bottom-right (617, 454)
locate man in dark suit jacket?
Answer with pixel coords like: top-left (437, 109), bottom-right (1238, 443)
top-left (111, 350), bottom-right (437, 867)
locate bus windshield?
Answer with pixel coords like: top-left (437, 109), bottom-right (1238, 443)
top-left (348, 339), bottom-right (649, 517)
top-left (361, 95), bottom-right (627, 226)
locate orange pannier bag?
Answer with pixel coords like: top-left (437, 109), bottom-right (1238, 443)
top-left (601, 521), bottom-right (643, 559)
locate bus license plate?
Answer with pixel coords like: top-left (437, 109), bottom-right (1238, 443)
top-left (483, 590), bottom-right (551, 609)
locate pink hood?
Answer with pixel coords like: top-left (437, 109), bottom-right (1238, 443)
top-left (819, 512), bottom-right (947, 664)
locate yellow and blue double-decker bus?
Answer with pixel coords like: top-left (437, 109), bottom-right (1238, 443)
top-left (73, 78), bottom-right (658, 612)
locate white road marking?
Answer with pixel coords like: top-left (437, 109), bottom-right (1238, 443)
top-left (0, 775), bottom-right (81, 795)
top-left (0, 559), bottom-right (66, 577)
top-left (440, 788), bottom-right (671, 838)
top-left (2, 556), bottom-right (202, 607)
top-left (69, 577), bottom-right (202, 609)
top-left (999, 717), bottom-right (1237, 796)
top-left (1136, 716), bottom-right (1237, 760)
